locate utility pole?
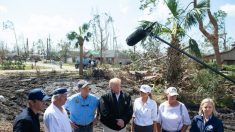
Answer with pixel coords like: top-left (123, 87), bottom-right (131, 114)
top-left (49, 34), bottom-right (51, 60)
top-left (26, 38), bottom-right (29, 59)
top-left (46, 34), bottom-right (51, 60)
top-left (47, 38), bottom-right (49, 60)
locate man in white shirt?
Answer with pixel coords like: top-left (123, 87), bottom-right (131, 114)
top-left (43, 88), bottom-right (72, 132)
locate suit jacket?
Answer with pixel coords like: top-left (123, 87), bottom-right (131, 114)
top-left (99, 90), bottom-right (133, 131)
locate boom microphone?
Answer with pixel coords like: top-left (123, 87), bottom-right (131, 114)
top-left (126, 22), bottom-right (157, 46)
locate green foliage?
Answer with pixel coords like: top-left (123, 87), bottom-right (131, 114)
top-left (83, 67), bottom-right (93, 77)
top-left (141, 37), bottom-right (160, 53)
top-left (67, 31), bottom-right (78, 41)
top-left (124, 50), bottom-right (139, 62)
top-left (50, 50), bottom-right (61, 61)
top-left (184, 0), bottom-right (208, 29)
top-left (67, 23), bottom-right (92, 47)
top-left (0, 59), bottom-right (25, 70)
top-left (223, 65), bottom-right (235, 72)
top-left (216, 95), bottom-right (234, 108)
top-left (228, 72), bottom-right (235, 79)
top-left (197, 62), bottom-right (219, 70)
top-left (192, 69), bottom-right (223, 98)
top-left (139, 0), bottom-right (158, 11)
top-left (188, 38), bottom-right (202, 58)
top-left (165, 0), bottom-right (179, 18)
top-left (213, 10), bottom-right (227, 31)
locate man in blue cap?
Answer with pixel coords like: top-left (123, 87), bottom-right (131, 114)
top-left (64, 80), bottom-right (99, 132)
top-left (43, 87), bottom-right (72, 132)
top-left (13, 88), bottom-right (50, 132)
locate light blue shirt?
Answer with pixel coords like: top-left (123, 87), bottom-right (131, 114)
top-left (64, 93), bottom-right (99, 125)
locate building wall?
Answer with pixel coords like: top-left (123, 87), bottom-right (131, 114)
top-left (66, 57), bottom-right (73, 63)
top-left (204, 48), bottom-right (235, 65)
top-left (223, 60), bottom-right (235, 65)
top-left (221, 48), bottom-right (235, 62)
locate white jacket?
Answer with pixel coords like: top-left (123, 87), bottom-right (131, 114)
top-left (43, 103), bottom-right (72, 132)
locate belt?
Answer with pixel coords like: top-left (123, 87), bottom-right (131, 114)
top-left (76, 122), bottom-right (93, 127)
top-left (134, 123), bottom-right (153, 127)
top-left (162, 129), bottom-right (181, 132)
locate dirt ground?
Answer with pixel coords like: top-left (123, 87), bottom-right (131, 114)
top-left (0, 71), bottom-right (234, 132)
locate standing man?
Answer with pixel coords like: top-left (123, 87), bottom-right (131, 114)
top-left (99, 78), bottom-right (133, 132)
top-left (13, 88), bottom-right (50, 132)
top-left (64, 80), bottom-right (99, 132)
top-left (43, 88), bottom-right (72, 132)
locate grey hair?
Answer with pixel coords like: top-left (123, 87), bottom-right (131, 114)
top-left (51, 94), bottom-right (62, 102)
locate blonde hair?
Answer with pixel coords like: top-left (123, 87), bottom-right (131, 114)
top-left (198, 98), bottom-right (218, 116)
top-left (109, 78), bottom-right (121, 88)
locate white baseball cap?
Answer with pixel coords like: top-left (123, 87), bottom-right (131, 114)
top-left (165, 87), bottom-right (179, 96)
top-left (140, 85), bottom-right (152, 93)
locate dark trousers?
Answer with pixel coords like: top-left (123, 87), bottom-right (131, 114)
top-left (134, 124), bottom-right (153, 132)
top-left (73, 123), bottom-right (93, 132)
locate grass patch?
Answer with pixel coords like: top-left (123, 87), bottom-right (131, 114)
top-left (24, 65), bottom-right (49, 70)
top-left (0, 64), bottom-right (49, 70)
top-left (228, 72), bottom-right (235, 79)
top-left (223, 65), bottom-right (235, 72)
top-left (63, 63), bottom-right (75, 67)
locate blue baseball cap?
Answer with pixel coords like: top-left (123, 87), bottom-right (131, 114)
top-left (28, 88), bottom-right (50, 101)
top-left (77, 80), bottom-right (89, 89)
top-left (52, 87), bottom-right (68, 95)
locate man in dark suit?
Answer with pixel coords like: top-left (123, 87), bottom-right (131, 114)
top-left (99, 78), bottom-right (133, 132)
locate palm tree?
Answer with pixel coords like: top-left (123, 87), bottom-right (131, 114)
top-left (140, 0), bottom-right (205, 86)
top-left (67, 23), bottom-right (92, 75)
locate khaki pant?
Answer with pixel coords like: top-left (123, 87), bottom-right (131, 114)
top-left (103, 124), bottom-right (126, 132)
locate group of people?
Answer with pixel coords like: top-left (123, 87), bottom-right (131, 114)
top-left (13, 77), bottom-right (224, 132)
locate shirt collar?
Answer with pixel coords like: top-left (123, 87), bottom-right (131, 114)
top-left (78, 93), bottom-right (90, 100)
top-left (138, 97), bottom-right (151, 105)
top-left (201, 114), bottom-right (213, 120)
top-left (111, 90), bottom-right (122, 95)
top-left (52, 103), bottom-right (66, 114)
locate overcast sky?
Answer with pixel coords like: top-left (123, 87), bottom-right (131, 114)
top-left (0, 0), bottom-right (235, 51)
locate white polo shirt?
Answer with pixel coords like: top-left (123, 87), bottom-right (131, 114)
top-left (43, 103), bottom-right (72, 132)
top-left (133, 97), bottom-right (158, 126)
top-left (157, 101), bottom-right (191, 131)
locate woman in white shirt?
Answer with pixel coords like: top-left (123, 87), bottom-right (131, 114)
top-left (157, 87), bottom-right (191, 132)
top-left (132, 85), bottom-right (158, 132)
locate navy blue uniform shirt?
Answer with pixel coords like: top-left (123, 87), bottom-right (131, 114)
top-left (13, 108), bottom-right (40, 132)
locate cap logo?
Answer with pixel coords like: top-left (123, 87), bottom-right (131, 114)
top-left (41, 89), bottom-right (46, 95)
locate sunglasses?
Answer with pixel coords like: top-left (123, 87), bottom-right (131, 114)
top-left (81, 104), bottom-right (89, 107)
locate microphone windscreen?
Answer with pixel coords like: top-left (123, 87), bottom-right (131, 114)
top-left (126, 28), bottom-right (148, 46)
